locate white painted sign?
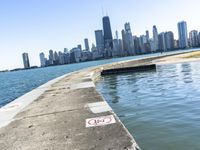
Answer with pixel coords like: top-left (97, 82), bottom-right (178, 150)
top-left (86, 115), bottom-right (116, 127)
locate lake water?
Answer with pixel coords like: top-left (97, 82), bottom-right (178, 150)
top-left (1, 49), bottom-right (196, 107)
top-left (0, 52), bottom-right (172, 107)
top-left (96, 61), bottom-right (200, 150)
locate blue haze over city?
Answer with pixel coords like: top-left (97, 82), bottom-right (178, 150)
top-left (1, 0), bottom-right (200, 70)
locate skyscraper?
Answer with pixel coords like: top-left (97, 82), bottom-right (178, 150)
top-left (124, 22), bottom-right (135, 55)
top-left (189, 30), bottom-right (198, 47)
top-left (124, 22), bottom-right (131, 31)
top-left (64, 48), bottom-right (68, 53)
top-left (70, 48), bottom-right (81, 63)
top-left (77, 44), bottom-right (82, 51)
top-left (165, 31), bottom-right (175, 50)
top-left (112, 30), bottom-right (120, 56)
top-left (58, 51), bottom-right (65, 65)
top-left (49, 50), bottom-right (54, 65)
top-left (39, 52), bottom-right (46, 67)
top-left (54, 51), bottom-right (59, 65)
top-left (198, 32), bottom-right (200, 45)
top-left (22, 53), bottom-right (30, 69)
top-left (133, 36), bottom-right (140, 54)
top-left (153, 25), bottom-right (159, 51)
top-left (158, 32), bottom-right (166, 51)
top-left (115, 30), bottom-right (119, 40)
top-left (121, 29), bottom-right (127, 52)
top-left (95, 30), bottom-right (104, 50)
top-left (84, 38), bottom-right (90, 51)
top-left (102, 16), bottom-right (113, 49)
top-left (139, 35), bottom-right (147, 53)
top-left (178, 21), bottom-right (188, 48)
top-left (146, 30), bottom-right (150, 42)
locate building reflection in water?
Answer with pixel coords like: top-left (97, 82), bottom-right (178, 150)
top-left (181, 63), bottom-right (193, 84)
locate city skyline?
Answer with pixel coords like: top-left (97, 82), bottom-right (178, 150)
top-left (34, 16), bottom-right (200, 69)
top-left (1, 0), bottom-right (200, 70)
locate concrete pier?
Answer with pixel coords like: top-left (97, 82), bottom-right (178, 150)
top-left (0, 61), bottom-right (143, 150)
top-left (0, 51), bottom-right (198, 150)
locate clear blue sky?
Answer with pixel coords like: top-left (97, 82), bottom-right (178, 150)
top-left (0, 0), bottom-right (200, 70)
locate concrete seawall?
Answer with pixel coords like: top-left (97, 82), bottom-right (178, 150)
top-left (0, 62), bottom-right (145, 150)
top-left (0, 51), bottom-right (198, 150)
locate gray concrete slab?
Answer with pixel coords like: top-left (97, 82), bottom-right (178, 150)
top-left (0, 66), bottom-right (141, 150)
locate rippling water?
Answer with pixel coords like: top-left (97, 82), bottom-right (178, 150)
top-left (96, 61), bottom-right (200, 150)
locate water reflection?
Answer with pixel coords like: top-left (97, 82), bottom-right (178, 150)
top-left (181, 63), bottom-right (193, 83)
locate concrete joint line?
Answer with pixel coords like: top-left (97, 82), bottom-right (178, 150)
top-left (15, 108), bottom-right (81, 121)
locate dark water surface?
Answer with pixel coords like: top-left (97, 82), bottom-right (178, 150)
top-left (96, 61), bottom-right (200, 150)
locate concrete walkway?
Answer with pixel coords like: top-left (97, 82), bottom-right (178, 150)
top-left (0, 65), bottom-right (141, 150)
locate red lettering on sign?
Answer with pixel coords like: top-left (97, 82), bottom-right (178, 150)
top-left (86, 115), bottom-right (116, 127)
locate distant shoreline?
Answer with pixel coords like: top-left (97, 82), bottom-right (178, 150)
top-left (153, 51), bottom-right (200, 65)
top-left (1, 48), bottom-right (199, 73)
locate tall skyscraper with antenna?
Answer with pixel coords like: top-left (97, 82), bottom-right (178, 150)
top-left (102, 16), bottom-right (113, 49)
